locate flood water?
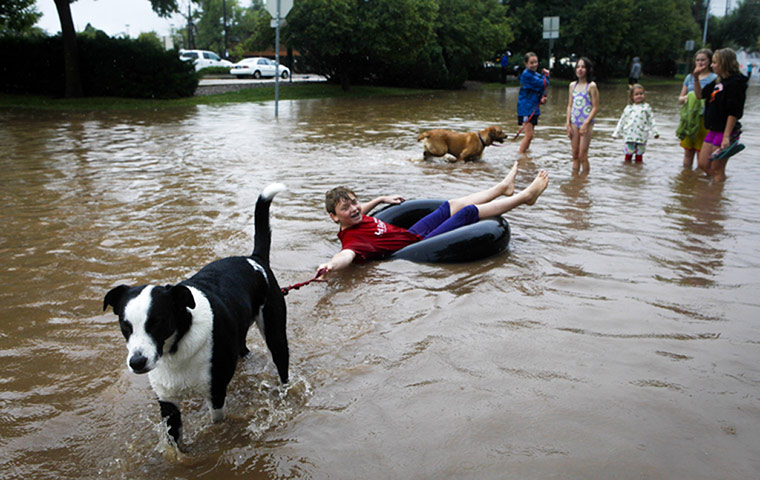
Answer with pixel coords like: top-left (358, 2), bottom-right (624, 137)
top-left (1, 82), bottom-right (759, 479)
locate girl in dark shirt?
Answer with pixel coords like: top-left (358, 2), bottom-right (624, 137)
top-left (693, 48), bottom-right (748, 182)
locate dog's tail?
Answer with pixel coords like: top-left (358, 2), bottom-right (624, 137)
top-left (417, 131), bottom-right (431, 142)
top-left (252, 183), bottom-right (286, 263)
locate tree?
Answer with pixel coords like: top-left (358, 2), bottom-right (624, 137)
top-left (505, 0), bottom-right (699, 78)
top-left (562, 0), bottom-right (634, 78)
top-left (286, 0), bottom-right (511, 90)
top-left (708, 0), bottom-right (760, 51)
top-left (1, 0), bottom-right (41, 35)
top-left (434, 0), bottom-right (512, 86)
top-left (51, 0), bottom-right (179, 97)
top-left (235, 1), bottom-right (273, 55)
top-left (194, 0), bottom-right (242, 56)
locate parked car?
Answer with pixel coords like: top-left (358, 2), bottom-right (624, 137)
top-left (179, 49), bottom-right (233, 72)
top-left (230, 57), bottom-right (290, 79)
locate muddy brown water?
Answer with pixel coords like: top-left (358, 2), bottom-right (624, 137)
top-left (1, 83), bottom-right (759, 479)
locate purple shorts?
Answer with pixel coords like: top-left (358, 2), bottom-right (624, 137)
top-left (408, 201), bottom-right (480, 240)
top-left (703, 130), bottom-right (724, 147)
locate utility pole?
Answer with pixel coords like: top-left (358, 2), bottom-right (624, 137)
top-left (187, 4), bottom-right (195, 49)
top-left (222, 0), bottom-right (228, 58)
top-left (702, 0), bottom-right (710, 45)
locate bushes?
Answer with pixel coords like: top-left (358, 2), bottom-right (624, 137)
top-left (0, 33), bottom-right (198, 98)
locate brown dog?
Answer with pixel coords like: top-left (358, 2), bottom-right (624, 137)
top-left (417, 126), bottom-right (507, 162)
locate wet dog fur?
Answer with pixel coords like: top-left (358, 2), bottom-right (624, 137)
top-left (103, 183), bottom-right (288, 446)
top-left (417, 126), bottom-right (507, 162)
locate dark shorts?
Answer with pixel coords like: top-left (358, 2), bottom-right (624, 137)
top-left (517, 114), bottom-right (539, 126)
top-left (408, 201), bottom-right (480, 239)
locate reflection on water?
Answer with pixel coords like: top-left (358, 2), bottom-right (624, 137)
top-left (1, 83), bottom-right (760, 479)
top-left (661, 169), bottom-right (728, 287)
top-left (559, 172), bottom-right (592, 231)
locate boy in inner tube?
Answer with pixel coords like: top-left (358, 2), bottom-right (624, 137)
top-left (315, 163), bottom-right (549, 278)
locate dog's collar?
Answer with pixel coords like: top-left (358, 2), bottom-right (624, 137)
top-left (478, 132), bottom-right (487, 146)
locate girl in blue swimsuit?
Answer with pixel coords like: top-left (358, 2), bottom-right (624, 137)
top-left (565, 57), bottom-right (599, 174)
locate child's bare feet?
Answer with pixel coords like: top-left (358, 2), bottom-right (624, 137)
top-left (523, 169), bottom-right (549, 205)
top-left (501, 162), bottom-right (519, 196)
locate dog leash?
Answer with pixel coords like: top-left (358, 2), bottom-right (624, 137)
top-left (513, 72), bottom-right (548, 140)
top-left (281, 268), bottom-right (327, 296)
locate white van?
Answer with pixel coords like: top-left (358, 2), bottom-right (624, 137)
top-left (179, 49), bottom-right (233, 72)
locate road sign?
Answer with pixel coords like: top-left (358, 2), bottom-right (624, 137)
top-left (542, 16), bottom-right (559, 40)
top-left (685, 40), bottom-right (695, 51)
top-left (266, 0), bottom-right (293, 19)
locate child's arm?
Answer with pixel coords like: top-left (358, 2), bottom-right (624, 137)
top-left (647, 104), bottom-right (660, 138)
top-left (317, 249), bottom-right (357, 279)
top-left (722, 115), bottom-right (738, 149)
top-left (612, 107), bottom-right (628, 138)
top-left (692, 65), bottom-right (708, 99)
top-left (678, 77), bottom-right (690, 104)
top-left (522, 70), bottom-right (547, 91)
top-left (565, 82), bottom-right (575, 137)
top-left (360, 195), bottom-right (404, 215)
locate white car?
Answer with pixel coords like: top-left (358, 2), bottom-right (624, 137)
top-left (230, 57), bottom-right (290, 79)
top-left (179, 49), bottom-right (233, 72)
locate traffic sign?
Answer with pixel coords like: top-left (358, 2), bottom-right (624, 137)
top-left (542, 16), bottom-right (559, 40)
top-left (266, 0), bottom-right (293, 19)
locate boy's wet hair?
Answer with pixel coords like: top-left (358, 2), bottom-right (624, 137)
top-left (325, 186), bottom-right (357, 214)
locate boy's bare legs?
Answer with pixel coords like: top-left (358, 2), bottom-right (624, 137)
top-left (448, 162), bottom-right (518, 216)
top-left (475, 170), bottom-right (549, 218)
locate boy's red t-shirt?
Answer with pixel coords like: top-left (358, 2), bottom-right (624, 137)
top-left (338, 215), bottom-right (422, 263)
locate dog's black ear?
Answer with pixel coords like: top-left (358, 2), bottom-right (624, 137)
top-left (104, 285), bottom-right (130, 314)
top-left (170, 285), bottom-right (196, 310)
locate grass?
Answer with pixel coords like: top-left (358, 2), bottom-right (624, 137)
top-left (0, 83), bottom-right (433, 111)
top-left (1, 75), bottom-right (685, 111)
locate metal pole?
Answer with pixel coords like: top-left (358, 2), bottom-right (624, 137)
top-left (275, 0), bottom-right (281, 117)
top-left (549, 38), bottom-right (554, 70)
top-left (702, 0), bottom-right (710, 45)
top-left (222, 0), bottom-right (228, 57)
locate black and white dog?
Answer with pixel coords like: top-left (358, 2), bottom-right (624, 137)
top-left (103, 183), bottom-right (289, 445)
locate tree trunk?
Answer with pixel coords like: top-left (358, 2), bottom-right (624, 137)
top-left (54, 0), bottom-right (83, 98)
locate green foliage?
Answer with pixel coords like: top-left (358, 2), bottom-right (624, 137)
top-left (192, 0), bottom-right (250, 57)
top-left (286, 0), bottom-right (512, 89)
top-left (149, 0), bottom-right (181, 17)
top-left (506, 0), bottom-right (698, 79)
top-left (707, 0), bottom-right (760, 51)
top-left (235, 3), bottom-right (273, 55)
top-left (198, 66), bottom-right (233, 74)
top-left (0, 34), bottom-right (198, 98)
top-left (137, 31), bottom-right (165, 50)
top-left (0, 0), bottom-right (41, 35)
